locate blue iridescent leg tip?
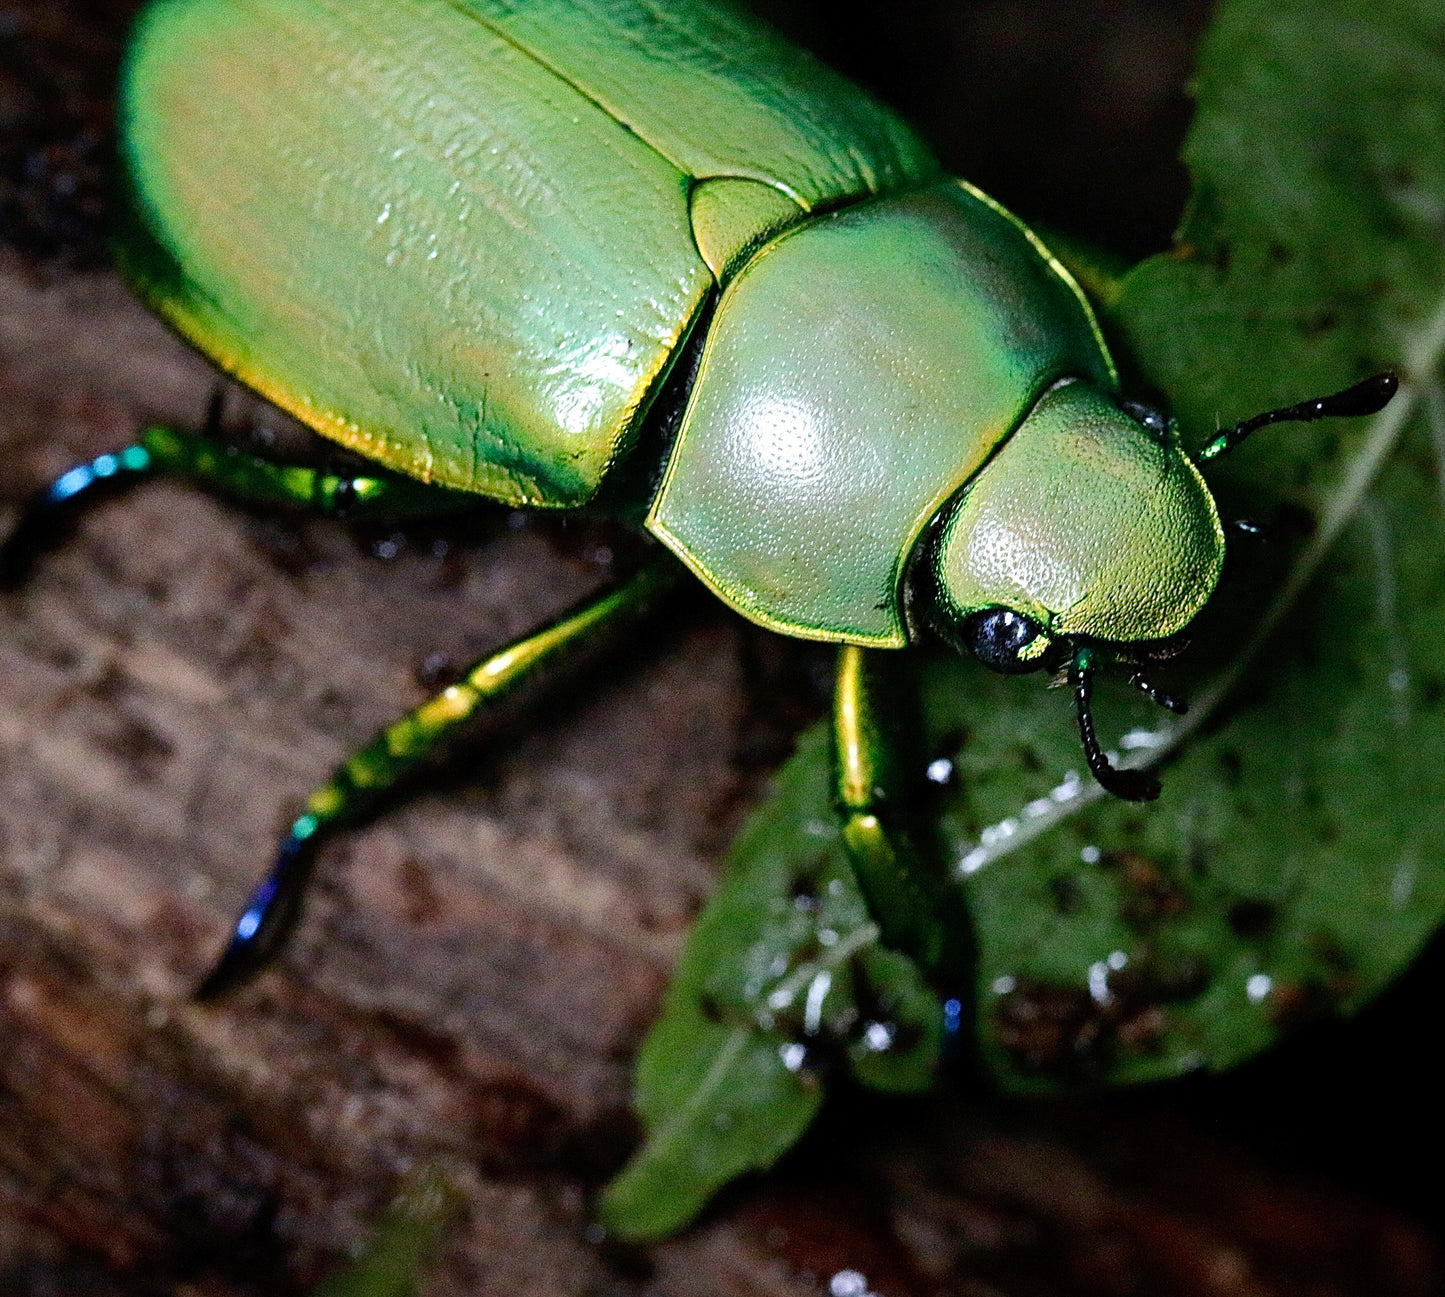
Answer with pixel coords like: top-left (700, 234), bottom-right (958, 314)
top-left (0, 445), bottom-right (154, 588)
top-left (195, 830), bottom-right (315, 1000)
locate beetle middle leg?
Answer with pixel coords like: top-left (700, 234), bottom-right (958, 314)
top-left (197, 557), bottom-right (681, 998)
top-left (832, 645), bottom-right (974, 993)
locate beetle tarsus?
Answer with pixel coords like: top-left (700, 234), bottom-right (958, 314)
top-left (0, 444), bottom-right (156, 589)
top-left (195, 830), bottom-right (317, 1000)
top-left (1071, 651), bottom-right (1161, 802)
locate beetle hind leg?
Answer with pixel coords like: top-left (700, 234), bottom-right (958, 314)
top-left (196, 558), bottom-right (680, 999)
top-left (0, 442), bottom-right (157, 587)
top-left (1, 398), bottom-right (472, 587)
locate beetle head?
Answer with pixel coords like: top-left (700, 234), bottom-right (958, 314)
top-left (923, 378), bottom-right (1227, 650)
top-left (915, 372), bottom-right (1400, 801)
top-left (916, 378), bottom-right (1227, 800)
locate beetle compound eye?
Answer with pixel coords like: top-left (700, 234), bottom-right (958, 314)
top-left (1119, 399), bottom-right (1170, 442)
top-left (965, 608), bottom-right (1047, 674)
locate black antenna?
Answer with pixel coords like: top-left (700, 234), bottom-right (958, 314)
top-left (1197, 373), bottom-right (1398, 463)
top-left (1070, 650), bottom-right (1160, 802)
top-left (1129, 669), bottom-right (1186, 715)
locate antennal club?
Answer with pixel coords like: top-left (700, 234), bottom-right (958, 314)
top-left (1070, 649), bottom-right (1160, 802)
top-left (1197, 373), bottom-right (1398, 463)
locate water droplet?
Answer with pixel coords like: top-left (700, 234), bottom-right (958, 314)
top-left (1088, 961), bottom-right (1112, 1006)
top-left (803, 971), bottom-right (832, 1036)
top-left (861, 1020), bottom-right (895, 1052)
top-left (980, 817), bottom-right (1020, 847)
top-left (990, 975), bottom-right (1016, 995)
top-left (779, 1041), bottom-right (808, 1072)
top-left (1051, 770), bottom-right (1083, 802)
top-left (1120, 727), bottom-right (1164, 751)
top-left (925, 757), bottom-right (953, 784)
top-left (1246, 973), bottom-right (1273, 1003)
top-left (1080, 845), bottom-right (1101, 864)
top-left (830, 1270), bottom-right (870, 1297)
top-left (1107, 949), bottom-right (1128, 971)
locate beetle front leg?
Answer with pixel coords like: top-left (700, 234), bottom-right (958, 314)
top-left (832, 645), bottom-right (973, 989)
top-left (1, 415), bottom-right (470, 586)
top-left (196, 558), bottom-right (681, 998)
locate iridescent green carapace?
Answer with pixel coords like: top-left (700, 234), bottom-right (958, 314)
top-left (116, 0), bottom-right (934, 509)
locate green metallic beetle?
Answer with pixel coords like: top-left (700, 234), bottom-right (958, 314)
top-left (1, 0), bottom-right (1394, 994)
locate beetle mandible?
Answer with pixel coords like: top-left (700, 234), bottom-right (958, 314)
top-left (0, 0), bottom-right (1396, 994)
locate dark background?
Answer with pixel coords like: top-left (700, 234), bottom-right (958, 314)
top-left (1, 2), bottom-right (1440, 1294)
top-left (1, 0), bottom-right (1213, 267)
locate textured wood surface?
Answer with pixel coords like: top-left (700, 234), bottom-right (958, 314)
top-left (1, 4), bottom-right (1441, 1295)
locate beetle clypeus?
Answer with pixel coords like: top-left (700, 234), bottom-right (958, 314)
top-left (0, 0), bottom-right (1395, 997)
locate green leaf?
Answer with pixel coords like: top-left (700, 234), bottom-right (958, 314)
top-left (598, 727), bottom-right (940, 1241)
top-left (941, 0), bottom-right (1445, 1089)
